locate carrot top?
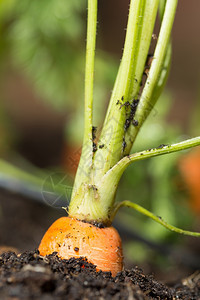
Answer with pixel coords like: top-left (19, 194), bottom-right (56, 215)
top-left (66, 0), bottom-right (200, 237)
top-left (39, 0), bottom-right (200, 277)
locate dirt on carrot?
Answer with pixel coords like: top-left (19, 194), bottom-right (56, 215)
top-left (38, 217), bottom-right (123, 276)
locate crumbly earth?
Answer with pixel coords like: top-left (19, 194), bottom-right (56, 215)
top-left (0, 250), bottom-right (199, 300)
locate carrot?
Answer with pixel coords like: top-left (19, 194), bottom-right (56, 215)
top-left (178, 148), bottom-right (200, 214)
top-left (38, 1), bottom-right (200, 280)
top-left (38, 217), bottom-right (123, 276)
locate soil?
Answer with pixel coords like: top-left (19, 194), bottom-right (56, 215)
top-left (0, 190), bottom-right (200, 299)
top-left (0, 250), bottom-right (199, 300)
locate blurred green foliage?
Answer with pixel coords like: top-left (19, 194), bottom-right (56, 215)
top-left (9, 0), bottom-right (86, 110)
top-left (0, 0), bottom-right (118, 143)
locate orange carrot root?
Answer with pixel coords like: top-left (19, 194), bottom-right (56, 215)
top-left (38, 217), bottom-right (123, 276)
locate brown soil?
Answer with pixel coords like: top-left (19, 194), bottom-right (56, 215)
top-left (0, 250), bottom-right (200, 300)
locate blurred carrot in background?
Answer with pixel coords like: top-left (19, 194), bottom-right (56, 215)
top-left (178, 147), bottom-right (200, 215)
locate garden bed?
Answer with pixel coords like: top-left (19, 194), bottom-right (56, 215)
top-left (0, 250), bottom-right (199, 300)
top-left (0, 190), bottom-right (199, 299)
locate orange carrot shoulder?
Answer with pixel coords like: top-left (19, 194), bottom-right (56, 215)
top-left (39, 217), bottom-right (123, 276)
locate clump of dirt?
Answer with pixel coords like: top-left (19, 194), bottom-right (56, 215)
top-left (0, 250), bottom-right (199, 299)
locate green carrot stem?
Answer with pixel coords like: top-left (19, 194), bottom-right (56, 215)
top-left (126, 0), bottom-right (178, 151)
top-left (93, 0), bottom-right (159, 181)
top-left (84, 0), bottom-right (97, 143)
top-left (98, 138), bottom-right (200, 221)
top-left (107, 137), bottom-right (200, 180)
top-left (72, 0), bottom-right (98, 194)
top-left (112, 200), bottom-right (200, 237)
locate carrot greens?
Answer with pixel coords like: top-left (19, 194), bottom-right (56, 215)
top-left (32, 0), bottom-right (200, 275)
top-left (67, 0), bottom-right (200, 237)
top-left (1, 0), bottom-right (200, 257)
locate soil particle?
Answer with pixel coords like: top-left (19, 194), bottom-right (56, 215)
top-left (123, 99), bottom-right (139, 132)
top-left (0, 250), bottom-right (199, 299)
top-left (124, 118), bottom-right (131, 131)
top-left (93, 142), bottom-right (97, 152)
top-left (122, 137), bottom-right (127, 152)
top-left (92, 126), bottom-right (97, 140)
top-left (132, 119), bottom-right (139, 126)
top-left (92, 126), bottom-right (98, 153)
top-left (156, 144), bottom-right (168, 149)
